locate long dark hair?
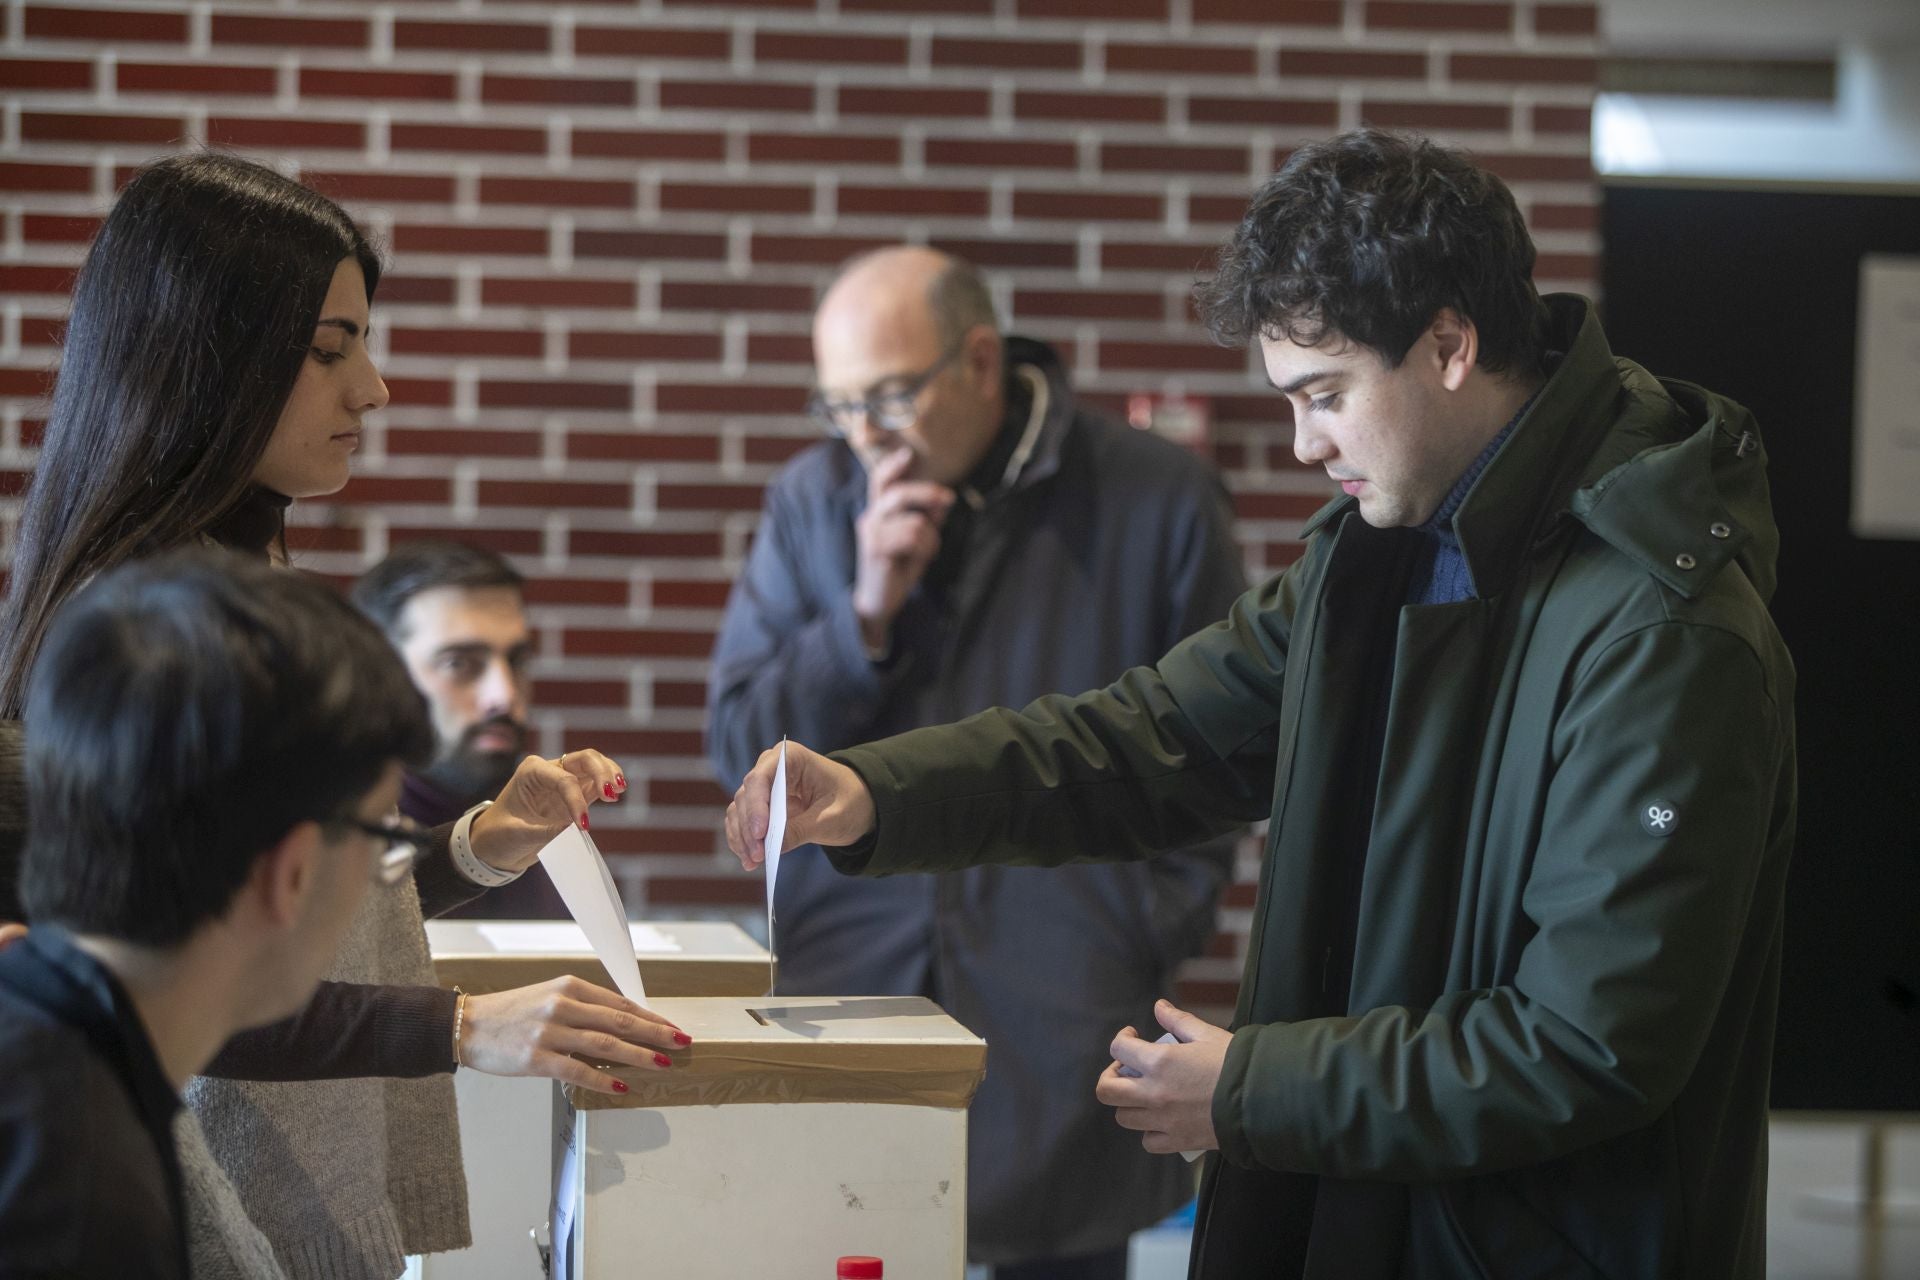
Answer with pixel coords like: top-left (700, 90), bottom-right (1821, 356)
top-left (0, 152), bottom-right (381, 717)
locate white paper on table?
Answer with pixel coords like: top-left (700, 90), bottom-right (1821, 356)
top-left (763, 738), bottom-right (788, 993)
top-left (1117, 1032), bottom-right (1203, 1162)
top-left (474, 921), bottom-right (683, 955)
top-left (535, 823), bottom-right (648, 1006)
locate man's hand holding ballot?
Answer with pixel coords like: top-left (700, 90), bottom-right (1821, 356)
top-left (725, 739), bottom-right (874, 869)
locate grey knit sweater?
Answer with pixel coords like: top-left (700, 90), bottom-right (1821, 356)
top-left (187, 874), bottom-right (472, 1280)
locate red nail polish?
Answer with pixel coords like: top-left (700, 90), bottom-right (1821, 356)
top-left (580, 813), bottom-right (589, 830)
top-left (611, 1079), bottom-right (628, 1094)
top-left (673, 1032), bottom-right (692, 1047)
top-left (616, 773), bottom-right (627, 791)
top-left (654, 1052), bottom-right (673, 1069)
top-left (603, 783), bottom-right (616, 800)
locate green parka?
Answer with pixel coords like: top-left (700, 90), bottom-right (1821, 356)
top-left (832, 296), bottom-right (1796, 1278)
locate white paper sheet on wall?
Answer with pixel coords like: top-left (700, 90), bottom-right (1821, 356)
top-left (763, 738), bottom-right (787, 994)
top-left (474, 921), bottom-right (684, 955)
top-left (536, 823), bottom-right (648, 1006)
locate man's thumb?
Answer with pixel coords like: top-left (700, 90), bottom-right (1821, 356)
top-left (1155, 998), bottom-right (1206, 1041)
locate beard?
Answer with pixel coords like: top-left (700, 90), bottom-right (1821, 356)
top-left (420, 716), bottom-right (528, 806)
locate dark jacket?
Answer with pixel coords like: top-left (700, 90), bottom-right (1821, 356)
top-left (831, 298), bottom-right (1796, 1278)
top-left (0, 927), bottom-right (188, 1279)
top-left (707, 337), bottom-right (1245, 1261)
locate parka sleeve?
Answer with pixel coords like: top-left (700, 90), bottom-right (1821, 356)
top-left (828, 565), bottom-right (1300, 878)
top-left (1213, 616), bottom-right (1793, 1179)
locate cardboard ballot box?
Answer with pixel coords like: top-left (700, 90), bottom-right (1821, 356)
top-left (551, 996), bottom-right (988, 1280)
top-left (421, 920), bottom-right (771, 1280)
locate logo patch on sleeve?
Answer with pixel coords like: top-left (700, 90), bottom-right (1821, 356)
top-left (1640, 800), bottom-right (1679, 838)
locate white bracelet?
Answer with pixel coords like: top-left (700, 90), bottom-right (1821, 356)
top-left (450, 801), bottom-right (523, 889)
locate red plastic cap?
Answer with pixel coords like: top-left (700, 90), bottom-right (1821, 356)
top-left (836, 1258), bottom-right (883, 1279)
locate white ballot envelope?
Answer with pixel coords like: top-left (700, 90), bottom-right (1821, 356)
top-left (536, 822), bottom-right (647, 1006)
top-left (763, 738), bottom-right (787, 993)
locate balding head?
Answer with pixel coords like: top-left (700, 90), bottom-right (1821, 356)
top-left (811, 246), bottom-right (1006, 486)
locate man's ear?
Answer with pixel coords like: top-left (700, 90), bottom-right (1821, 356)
top-left (1429, 308), bottom-right (1479, 392)
top-left (246, 820), bottom-right (326, 931)
top-left (963, 322), bottom-right (1002, 393)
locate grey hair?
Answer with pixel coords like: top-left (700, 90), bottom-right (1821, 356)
top-left (928, 257), bottom-right (998, 348)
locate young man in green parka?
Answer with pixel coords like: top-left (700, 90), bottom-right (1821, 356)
top-left (723, 129), bottom-right (1796, 1279)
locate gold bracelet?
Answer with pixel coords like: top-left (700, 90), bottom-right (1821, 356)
top-left (451, 988), bottom-right (469, 1069)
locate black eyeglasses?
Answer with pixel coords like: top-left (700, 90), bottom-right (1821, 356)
top-left (327, 815), bottom-right (431, 886)
top-left (806, 343), bottom-right (963, 437)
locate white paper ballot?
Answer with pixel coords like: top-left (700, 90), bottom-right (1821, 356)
top-left (474, 921), bottom-right (683, 955)
top-left (1117, 1032), bottom-right (1203, 1162)
top-left (536, 823), bottom-right (648, 1006)
top-left (763, 738), bottom-right (788, 992)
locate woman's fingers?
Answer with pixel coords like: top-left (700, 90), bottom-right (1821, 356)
top-left (558, 748), bottom-right (627, 806)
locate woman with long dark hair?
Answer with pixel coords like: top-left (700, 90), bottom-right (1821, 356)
top-left (0, 153), bottom-right (682, 1280)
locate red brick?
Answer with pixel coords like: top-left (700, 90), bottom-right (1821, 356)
top-left (746, 133), bottom-right (900, 166)
top-left (17, 316), bottom-right (66, 346)
top-left (0, 265), bottom-right (77, 295)
top-left (841, 0), bottom-right (990, 11)
top-left (1280, 49), bottom-right (1426, 79)
top-left (393, 20), bottom-right (550, 53)
top-left (743, 435), bottom-right (813, 464)
top-left (653, 680), bottom-right (710, 710)
top-left (1016, 90), bottom-right (1163, 124)
top-left (660, 182), bottom-right (811, 215)
top-left (1013, 189), bottom-right (1162, 222)
top-left (479, 479), bottom-right (631, 508)
top-left (1102, 340), bottom-right (1244, 373)
top-left (1529, 201), bottom-right (1596, 233)
top-left (393, 224), bottom-right (548, 256)
top-left (750, 232), bottom-right (893, 266)
top-left (284, 526), bottom-right (364, 556)
top-left (392, 525), bottom-right (544, 555)
top-left (478, 379), bottom-right (632, 410)
top-left (646, 876), bottom-right (759, 907)
top-left (1015, 288), bottom-right (1164, 321)
top-left (839, 185), bottom-right (988, 217)
top-left (1366, 1), bottom-right (1514, 32)
top-left (1173, 978), bottom-right (1241, 1007)
top-left (388, 328), bottom-right (545, 358)
top-left (387, 428), bottom-right (542, 457)
top-left (376, 275), bottom-right (457, 306)
top-left (1533, 252), bottom-right (1597, 280)
top-left (26, 6), bottom-right (187, 43)
top-left (931, 36), bottom-right (1081, 71)
top-left (382, 377), bottom-right (454, 407)
top-left (1479, 151), bottom-right (1593, 182)
top-left (1189, 194), bottom-right (1252, 226)
top-left (482, 73), bottom-right (635, 108)
top-left (569, 432), bottom-right (722, 463)
top-left (119, 60), bottom-right (278, 96)
top-left (207, 117), bottom-right (364, 150)
top-left (391, 122), bottom-right (545, 156)
top-left (648, 777), bottom-right (731, 808)
top-left (659, 79), bottom-right (812, 113)
top-left (840, 86), bottom-right (990, 119)
top-left (745, 335), bottom-right (816, 365)
top-left (572, 129), bottom-right (727, 162)
top-left (1361, 100), bottom-right (1512, 132)
top-left (1235, 491), bottom-right (1331, 520)
top-left (952, 245), bottom-right (1090, 280)
top-left (572, 25), bottom-right (730, 60)
top-left (757, 30), bottom-right (906, 64)
top-left (656, 384), bottom-right (801, 416)
top-left (653, 579), bottom-right (732, 610)
top-left (0, 368), bottom-right (55, 398)
top-left (1102, 240), bottom-right (1221, 272)
top-left (20, 214), bottom-right (97, 243)
top-left (1102, 142), bottom-right (1248, 176)
top-left (22, 112), bottom-right (181, 145)
top-left (570, 330), bottom-right (725, 361)
top-left (1534, 3), bottom-right (1599, 36)
top-left (923, 137), bottom-right (1076, 169)
top-left (1192, 0), bottom-right (1340, 24)
top-left (334, 476), bottom-right (452, 505)
top-left (1448, 53), bottom-right (1597, 85)
top-left (482, 176), bottom-right (633, 209)
top-left (1188, 95), bottom-right (1339, 127)
top-left (1105, 42), bottom-right (1257, 76)
top-left (597, 827), bottom-right (720, 857)
top-left (0, 162), bottom-right (92, 193)
top-left (657, 483), bottom-right (765, 512)
top-left (659, 281), bottom-right (815, 313)
top-left (562, 732), bottom-right (706, 763)
top-left (573, 229), bottom-right (727, 262)
top-left (569, 530), bottom-right (721, 559)
top-left (520, 578), bottom-right (629, 607)
top-left (563, 628), bottom-right (715, 657)
top-left (1531, 103), bottom-right (1593, 135)
top-left (531, 678), bottom-right (629, 709)
top-left (212, 13), bottom-right (369, 48)
top-left (1, 58), bottom-right (93, 91)
top-left (300, 68), bottom-right (457, 101)
top-left (1020, 0), bottom-right (1165, 16)
top-left (303, 170), bottom-right (457, 203)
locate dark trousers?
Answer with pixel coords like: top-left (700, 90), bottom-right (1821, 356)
top-left (991, 1242), bottom-right (1129, 1280)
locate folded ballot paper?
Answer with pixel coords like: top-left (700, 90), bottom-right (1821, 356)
top-left (535, 822), bottom-right (647, 1007)
top-left (762, 739), bottom-right (787, 994)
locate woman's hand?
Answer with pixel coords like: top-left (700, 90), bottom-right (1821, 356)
top-left (460, 976), bottom-right (689, 1096)
top-left (469, 750), bottom-right (627, 873)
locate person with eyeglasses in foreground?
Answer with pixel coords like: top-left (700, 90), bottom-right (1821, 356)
top-left (706, 245), bottom-right (1243, 1278)
top-left (0, 550), bottom-right (449, 1277)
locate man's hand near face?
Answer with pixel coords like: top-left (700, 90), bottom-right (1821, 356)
top-left (850, 446), bottom-right (956, 655)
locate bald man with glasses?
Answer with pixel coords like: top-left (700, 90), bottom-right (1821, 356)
top-left (707, 246), bottom-right (1246, 1278)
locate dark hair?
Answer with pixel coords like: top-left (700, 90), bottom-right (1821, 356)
top-left (927, 257), bottom-right (998, 349)
top-left (1195, 129), bottom-right (1549, 378)
top-left (20, 549), bottom-right (431, 947)
top-left (351, 540), bottom-right (525, 638)
top-left (0, 151), bottom-right (382, 717)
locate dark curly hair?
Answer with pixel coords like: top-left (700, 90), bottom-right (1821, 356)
top-left (1196, 129), bottom-right (1550, 378)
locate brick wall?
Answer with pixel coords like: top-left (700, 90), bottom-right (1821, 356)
top-left (1, 0), bottom-right (1596, 1015)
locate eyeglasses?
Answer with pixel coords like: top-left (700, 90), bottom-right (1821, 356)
top-left (327, 814), bottom-right (432, 886)
top-left (806, 343), bottom-right (963, 437)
